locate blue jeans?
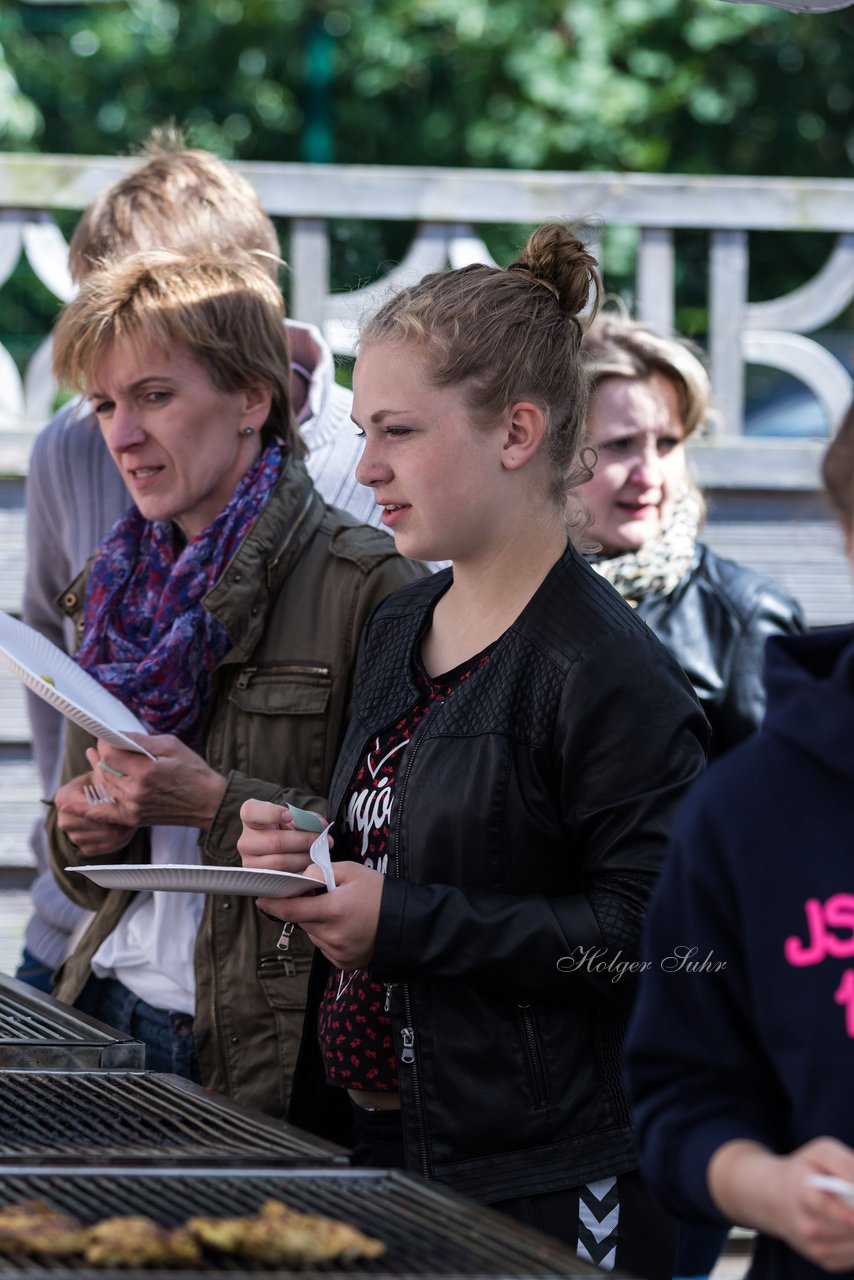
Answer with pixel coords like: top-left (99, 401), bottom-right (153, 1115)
top-left (15, 946), bottom-right (56, 994)
top-left (76, 975), bottom-right (201, 1082)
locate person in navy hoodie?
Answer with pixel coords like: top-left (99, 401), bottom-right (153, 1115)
top-left (625, 401), bottom-right (854, 1280)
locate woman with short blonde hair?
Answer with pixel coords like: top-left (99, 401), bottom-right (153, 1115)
top-left (47, 249), bottom-right (421, 1113)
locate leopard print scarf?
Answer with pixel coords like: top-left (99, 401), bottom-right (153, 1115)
top-left (587, 484), bottom-right (702, 606)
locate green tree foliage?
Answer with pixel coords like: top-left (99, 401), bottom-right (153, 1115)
top-left (0, 0), bottom-right (852, 344)
top-left (2, 0), bottom-right (851, 175)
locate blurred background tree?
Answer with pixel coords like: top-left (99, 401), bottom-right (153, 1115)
top-left (4, 0), bottom-right (851, 174)
top-left (1, 0), bottom-right (852, 356)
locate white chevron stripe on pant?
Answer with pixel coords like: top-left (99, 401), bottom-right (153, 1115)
top-left (577, 1176), bottom-right (619, 1271)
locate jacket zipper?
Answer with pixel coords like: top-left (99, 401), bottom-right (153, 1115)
top-left (399, 987), bottom-right (429, 1178)
top-left (517, 1003), bottom-right (548, 1108)
top-left (205, 480), bottom-right (313, 1090)
top-left (400, 1025), bottom-right (415, 1064)
top-left (259, 951), bottom-right (297, 977)
top-left (389, 708), bottom-right (438, 1182)
top-left (234, 663), bottom-right (331, 690)
top-left (208, 903), bottom-right (226, 1093)
top-left (266, 488), bottom-right (314, 585)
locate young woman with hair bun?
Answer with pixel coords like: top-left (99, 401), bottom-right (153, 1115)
top-left (239, 224), bottom-right (709, 1279)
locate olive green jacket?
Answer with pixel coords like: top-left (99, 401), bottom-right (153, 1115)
top-left (48, 460), bottom-right (425, 1116)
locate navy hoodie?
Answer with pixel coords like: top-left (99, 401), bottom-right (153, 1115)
top-left (625, 625), bottom-right (854, 1280)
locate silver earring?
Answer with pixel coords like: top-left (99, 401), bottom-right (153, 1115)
top-left (242, 426), bottom-right (254, 436)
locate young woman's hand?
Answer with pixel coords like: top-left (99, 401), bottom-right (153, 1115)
top-left (256, 861), bottom-right (384, 969)
top-left (709, 1137), bottom-right (854, 1272)
top-left (82, 735), bottom-right (227, 830)
top-left (55, 773), bottom-right (138, 857)
top-left (238, 798), bottom-right (322, 875)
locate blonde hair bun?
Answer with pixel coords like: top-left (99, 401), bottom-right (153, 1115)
top-left (509, 223), bottom-right (601, 324)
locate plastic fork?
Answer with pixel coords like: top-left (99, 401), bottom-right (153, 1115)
top-left (309, 824), bottom-right (335, 893)
top-left (83, 781), bottom-right (116, 806)
top-left (276, 822), bottom-right (335, 955)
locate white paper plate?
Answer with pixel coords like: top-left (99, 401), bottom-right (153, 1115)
top-left (0, 610), bottom-right (155, 758)
top-left (67, 863), bottom-right (323, 898)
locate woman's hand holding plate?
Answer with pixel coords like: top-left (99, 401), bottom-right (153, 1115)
top-left (238, 797), bottom-right (326, 876)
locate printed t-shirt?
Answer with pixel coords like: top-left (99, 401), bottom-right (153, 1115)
top-left (317, 648), bottom-right (490, 1092)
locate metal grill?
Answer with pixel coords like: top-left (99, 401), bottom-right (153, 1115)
top-left (0, 976), bottom-right (144, 1071)
top-left (0, 1167), bottom-right (595, 1278)
top-left (0, 1073), bottom-right (347, 1167)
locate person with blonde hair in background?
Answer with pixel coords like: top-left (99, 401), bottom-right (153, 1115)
top-left (17, 129), bottom-right (386, 997)
top-left (238, 225), bottom-right (708, 1279)
top-left (625, 400), bottom-right (854, 1280)
top-left (46, 249), bottom-right (421, 1114)
top-left (576, 312), bottom-right (804, 762)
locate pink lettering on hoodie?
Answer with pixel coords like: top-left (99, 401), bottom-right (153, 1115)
top-left (784, 896), bottom-right (854, 966)
top-left (785, 897), bottom-right (854, 1039)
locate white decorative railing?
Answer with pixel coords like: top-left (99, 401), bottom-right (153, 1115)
top-left (0, 210), bottom-right (74, 434)
top-left (1, 157), bottom-right (853, 488)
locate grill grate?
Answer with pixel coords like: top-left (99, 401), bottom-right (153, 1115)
top-left (0, 1167), bottom-right (594, 1277)
top-left (0, 1073), bottom-right (346, 1166)
top-left (0, 977), bottom-right (144, 1071)
top-left (0, 997), bottom-right (88, 1044)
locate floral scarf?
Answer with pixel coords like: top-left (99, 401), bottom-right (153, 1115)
top-left (75, 444), bottom-right (283, 750)
top-left (587, 484), bottom-right (702, 607)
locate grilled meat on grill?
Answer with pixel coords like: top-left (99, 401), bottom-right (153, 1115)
top-left (187, 1199), bottom-right (386, 1264)
top-left (0, 1198), bottom-right (384, 1268)
top-left (85, 1217), bottom-right (201, 1267)
top-left (0, 1200), bottom-right (88, 1256)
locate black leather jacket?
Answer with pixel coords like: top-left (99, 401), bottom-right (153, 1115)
top-left (290, 545), bottom-right (708, 1204)
top-left (633, 545), bottom-right (805, 760)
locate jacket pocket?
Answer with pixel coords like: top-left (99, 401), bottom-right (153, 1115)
top-left (257, 948), bottom-right (314, 1009)
top-left (257, 949), bottom-right (314, 1111)
top-left (517, 1003), bottom-right (550, 1109)
top-left (228, 665), bottom-right (332, 797)
top-left (231, 664), bottom-right (332, 714)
